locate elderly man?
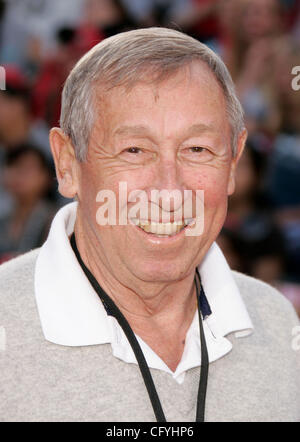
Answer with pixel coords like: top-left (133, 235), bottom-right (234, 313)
top-left (0, 28), bottom-right (299, 422)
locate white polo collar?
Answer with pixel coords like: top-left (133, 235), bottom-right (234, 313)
top-left (35, 202), bottom-right (253, 384)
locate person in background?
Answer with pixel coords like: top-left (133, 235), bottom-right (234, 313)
top-left (31, 0), bottom-right (137, 130)
top-left (81, 0), bottom-right (135, 38)
top-left (31, 26), bottom-right (97, 130)
top-left (225, 143), bottom-right (269, 231)
top-left (0, 66), bottom-right (51, 218)
top-left (0, 65), bottom-right (50, 153)
top-left (0, 145), bottom-right (57, 264)
top-left (172, 0), bottom-right (221, 45)
top-left (221, 140), bottom-right (300, 315)
top-left (121, 0), bottom-right (192, 28)
top-left (0, 0), bottom-right (85, 71)
top-left (233, 0), bottom-right (287, 140)
top-left (223, 143), bottom-right (286, 283)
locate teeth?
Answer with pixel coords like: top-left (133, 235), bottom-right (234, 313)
top-left (130, 218), bottom-right (140, 226)
top-left (157, 223), bottom-right (165, 235)
top-left (130, 218), bottom-right (195, 236)
top-left (138, 221), bottom-right (185, 236)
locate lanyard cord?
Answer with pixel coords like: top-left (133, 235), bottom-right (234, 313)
top-left (70, 233), bottom-right (209, 422)
top-left (195, 266), bottom-right (209, 422)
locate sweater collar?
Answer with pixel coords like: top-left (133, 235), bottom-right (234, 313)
top-left (35, 202), bottom-right (253, 348)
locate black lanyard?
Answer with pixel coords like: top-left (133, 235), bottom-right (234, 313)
top-left (70, 233), bottom-right (209, 422)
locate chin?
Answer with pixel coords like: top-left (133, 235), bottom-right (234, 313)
top-left (127, 257), bottom-right (193, 283)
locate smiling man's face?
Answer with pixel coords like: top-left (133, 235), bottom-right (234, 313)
top-left (74, 61), bottom-right (245, 283)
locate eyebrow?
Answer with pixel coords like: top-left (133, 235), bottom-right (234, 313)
top-left (184, 123), bottom-right (217, 137)
top-left (113, 122), bottom-right (217, 140)
top-left (113, 125), bottom-right (152, 138)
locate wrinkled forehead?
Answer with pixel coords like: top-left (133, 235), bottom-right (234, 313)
top-left (91, 61), bottom-right (228, 135)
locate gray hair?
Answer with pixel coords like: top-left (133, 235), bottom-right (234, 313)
top-left (60, 27), bottom-right (244, 161)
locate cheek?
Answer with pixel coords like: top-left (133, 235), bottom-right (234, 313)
top-left (78, 163), bottom-right (145, 226)
top-left (79, 169), bottom-right (99, 205)
top-left (190, 170), bottom-right (230, 210)
top-left (77, 165), bottom-right (106, 230)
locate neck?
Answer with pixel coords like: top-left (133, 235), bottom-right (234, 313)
top-left (73, 215), bottom-right (198, 370)
top-left (74, 220), bottom-right (197, 319)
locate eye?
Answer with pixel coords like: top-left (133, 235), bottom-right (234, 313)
top-left (189, 147), bottom-right (206, 153)
top-left (180, 146), bottom-right (213, 164)
top-left (119, 147), bottom-right (155, 164)
top-left (125, 147), bottom-right (142, 154)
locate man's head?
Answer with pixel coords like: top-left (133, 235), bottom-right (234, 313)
top-left (59, 27), bottom-right (244, 162)
top-left (50, 27), bottom-right (247, 284)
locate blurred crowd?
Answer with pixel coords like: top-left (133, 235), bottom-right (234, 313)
top-left (0, 0), bottom-right (299, 314)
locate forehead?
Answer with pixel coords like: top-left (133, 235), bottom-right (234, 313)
top-left (92, 61), bottom-right (229, 139)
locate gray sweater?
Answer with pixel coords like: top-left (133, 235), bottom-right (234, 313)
top-left (0, 249), bottom-right (299, 422)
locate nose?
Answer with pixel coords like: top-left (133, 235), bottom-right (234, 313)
top-left (149, 150), bottom-right (184, 214)
top-left (153, 149), bottom-right (184, 189)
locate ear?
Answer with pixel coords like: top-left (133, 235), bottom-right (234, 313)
top-left (49, 128), bottom-right (79, 198)
top-left (227, 128), bottom-right (247, 196)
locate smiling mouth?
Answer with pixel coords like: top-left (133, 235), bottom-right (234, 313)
top-left (130, 219), bottom-right (195, 237)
